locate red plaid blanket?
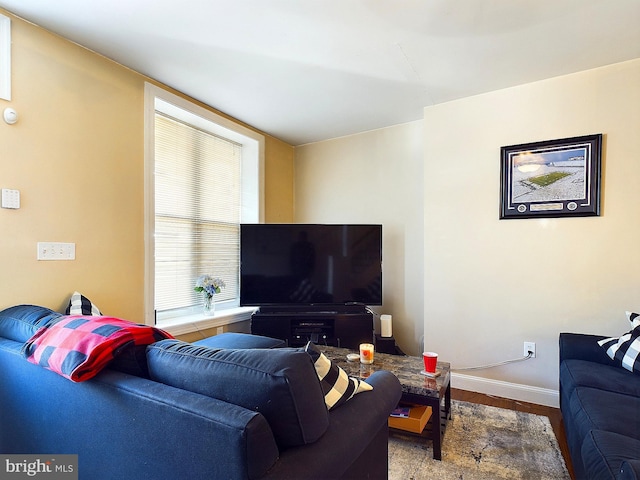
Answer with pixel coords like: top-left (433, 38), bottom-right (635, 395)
top-left (22, 315), bottom-right (173, 382)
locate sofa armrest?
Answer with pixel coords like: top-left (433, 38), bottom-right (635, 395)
top-left (261, 370), bottom-right (402, 480)
top-left (559, 332), bottom-right (618, 367)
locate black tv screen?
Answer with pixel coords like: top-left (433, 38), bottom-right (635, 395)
top-left (240, 224), bottom-right (382, 307)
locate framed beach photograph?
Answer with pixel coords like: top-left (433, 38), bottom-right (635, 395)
top-left (499, 134), bottom-right (602, 219)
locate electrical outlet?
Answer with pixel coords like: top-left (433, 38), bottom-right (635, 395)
top-left (524, 341), bottom-right (536, 358)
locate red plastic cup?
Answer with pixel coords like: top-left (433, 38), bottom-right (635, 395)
top-left (423, 352), bottom-right (438, 373)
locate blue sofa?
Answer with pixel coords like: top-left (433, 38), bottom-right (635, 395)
top-left (0, 305), bottom-right (402, 480)
top-left (559, 333), bottom-right (640, 479)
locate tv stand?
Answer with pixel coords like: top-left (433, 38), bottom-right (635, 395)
top-left (250, 304), bottom-right (374, 350)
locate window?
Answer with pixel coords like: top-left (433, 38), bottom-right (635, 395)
top-left (0, 14), bottom-right (11, 101)
top-left (144, 84), bottom-right (264, 329)
top-left (154, 113), bottom-right (241, 313)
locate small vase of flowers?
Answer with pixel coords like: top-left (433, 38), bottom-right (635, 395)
top-left (194, 274), bottom-right (226, 315)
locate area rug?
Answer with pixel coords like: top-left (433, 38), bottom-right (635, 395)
top-left (388, 400), bottom-right (570, 480)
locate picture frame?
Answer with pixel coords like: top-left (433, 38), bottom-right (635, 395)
top-left (499, 134), bottom-right (602, 219)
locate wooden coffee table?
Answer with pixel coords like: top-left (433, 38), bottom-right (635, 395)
top-left (321, 346), bottom-right (451, 460)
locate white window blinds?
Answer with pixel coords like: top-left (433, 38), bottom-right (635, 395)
top-left (154, 113), bottom-right (241, 314)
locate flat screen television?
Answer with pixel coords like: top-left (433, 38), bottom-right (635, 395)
top-left (240, 224), bottom-right (382, 307)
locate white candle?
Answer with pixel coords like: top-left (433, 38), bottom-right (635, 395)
top-left (381, 314), bottom-right (392, 338)
top-left (359, 343), bottom-right (374, 364)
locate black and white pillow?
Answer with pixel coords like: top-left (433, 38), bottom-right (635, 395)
top-left (305, 342), bottom-right (372, 410)
top-left (598, 311), bottom-right (640, 374)
top-left (65, 291), bottom-right (102, 316)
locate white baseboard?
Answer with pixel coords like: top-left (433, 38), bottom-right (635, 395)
top-left (451, 372), bottom-right (559, 408)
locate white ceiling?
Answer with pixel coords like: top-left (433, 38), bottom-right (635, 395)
top-left (1, 1), bottom-right (639, 146)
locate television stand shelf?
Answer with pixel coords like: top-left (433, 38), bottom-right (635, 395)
top-left (250, 305), bottom-right (374, 350)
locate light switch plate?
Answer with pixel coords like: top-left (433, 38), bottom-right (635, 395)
top-left (1, 188), bottom-right (20, 209)
top-left (37, 242), bottom-right (76, 261)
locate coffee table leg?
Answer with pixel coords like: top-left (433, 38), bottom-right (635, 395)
top-left (426, 381), bottom-right (451, 460)
top-left (431, 381), bottom-right (453, 460)
top-left (431, 396), bottom-right (442, 460)
top-left (445, 381), bottom-right (452, 420)
top-left (399, 392), bottom-right (448, 461)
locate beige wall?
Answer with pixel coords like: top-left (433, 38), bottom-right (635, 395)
top-left (295, 59), bottom-right (639, 404)
top-left (264, 136), bottom-right (295, 223)
top-left (0, 13), bottom-right (294, 321)
top-left (424, 59), bottom-right (640, 396)
top-left (295, 121), bottom-right (425, 355)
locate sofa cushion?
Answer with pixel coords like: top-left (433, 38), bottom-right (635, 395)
top-left (146, 339), bottom-right (329, 448)
top-left (581, 430), bottom-right (640, 480)
top-left (559, 332), bottom-right (618, 367)
top-left (193, 332), bottom-right (285, 349)
top-left (569, 386), bottom-right (640, 442)
top-left (305, 341), bottom-right (372, 410)
top-left (560, 359), bottom-right (640, 402)
top-left (0, 304), bottom-right (62, 343)
top-left (65, 291), bottom-right (102, 316)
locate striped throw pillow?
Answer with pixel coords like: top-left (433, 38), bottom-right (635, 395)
top-left (65, 291), bottom-right (102, 316)
top-left (305, 341), bottom-right (372, 410)
top-left (598, 312), bottom-right (640, 374)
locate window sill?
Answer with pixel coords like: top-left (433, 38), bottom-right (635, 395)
top-left (157, 306), bottom-right (257, 337)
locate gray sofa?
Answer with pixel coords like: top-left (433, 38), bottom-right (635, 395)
top-left (0, 305), bottom-right (402, 480)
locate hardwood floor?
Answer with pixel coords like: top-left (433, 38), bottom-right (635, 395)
top-left (451, 388), bottom-right (575, 480)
